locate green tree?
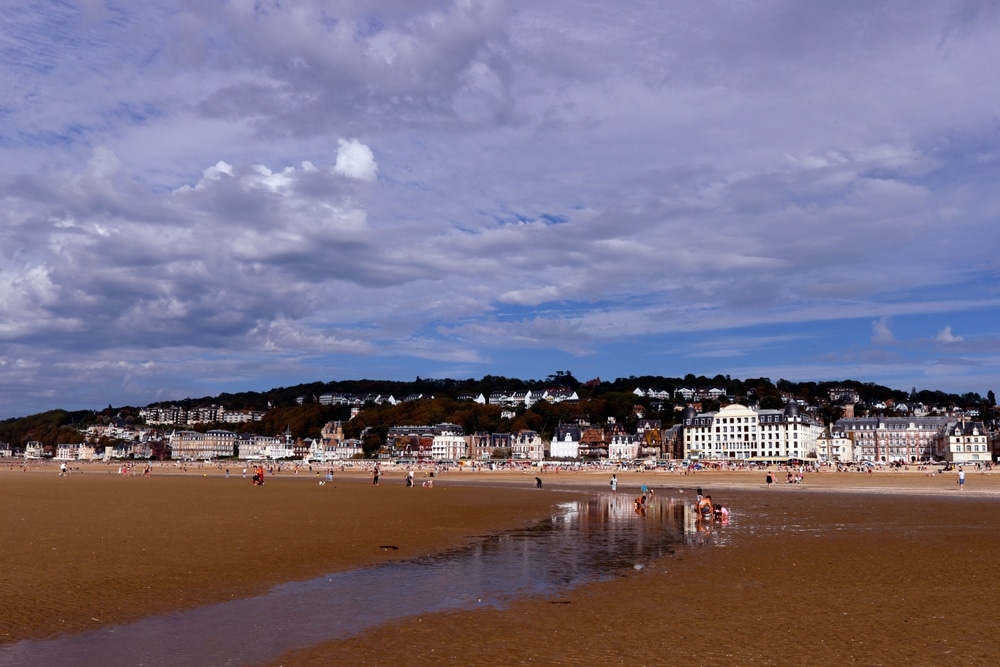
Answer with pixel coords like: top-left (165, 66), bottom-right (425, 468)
top-left (759, 395), bottom-right (785, 410)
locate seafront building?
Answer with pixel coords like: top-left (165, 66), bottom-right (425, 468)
top-left (937, 420), bottom-right (991, 465)
top-left (169, 429), bottom-right (240, 459)
top-left (549, 424), bottom-right (582, 459)
top-left (608, 434), bottom-right (640, 461)
top-left (815, 425), bottom-right (855, 462)
top-left (834, 416), bottom-right (950, 463)
top-left (833, 416), bottom-right (987, 464)
top-left (510, 430), bottom-right (545, 460)
top-left (431, 425), bottom-right (468, 460)
top-left (681, 402), bottom-right (825, 463)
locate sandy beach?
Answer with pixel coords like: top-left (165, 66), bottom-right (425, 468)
top-left (3, 461), bottom-right (1000, 666)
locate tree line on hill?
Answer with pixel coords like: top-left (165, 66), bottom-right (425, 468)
top-left (1, 373), bottom-right (995, 451)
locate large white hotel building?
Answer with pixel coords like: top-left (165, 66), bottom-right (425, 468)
top-left (681, 402), bottom-right (824, 462)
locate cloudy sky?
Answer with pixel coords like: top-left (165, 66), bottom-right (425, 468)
top-left (2, 0), bottom-right (1000, 418)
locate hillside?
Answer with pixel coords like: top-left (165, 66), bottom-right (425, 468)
top-left (0, 374), bottom-right (994, 449)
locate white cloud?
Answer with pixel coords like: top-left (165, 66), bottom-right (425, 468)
top-left (333, 139), bottom-right (378, 181)
top-left (935, 326), bottom-right (964, 343)
top-left (872, 317), bottom-right (897, 345)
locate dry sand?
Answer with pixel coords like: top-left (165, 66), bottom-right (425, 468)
top-left (4, 461), bottom-right (1000, 666)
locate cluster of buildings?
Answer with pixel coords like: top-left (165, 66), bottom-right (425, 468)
top-left (312, 388), bottom-right (582, 409)
top-left (684, 403), bottom-right (994, 466)
top-left (165, 422), bottom-right (364, 462)
top-left (485, 388), bottom-right (580, 407)
top-left (6, 383), bottom-right (996, 466)
top-left (140, 405), bottom-right (267, 426)
top-left (365, 401), bottom-right (997, 466)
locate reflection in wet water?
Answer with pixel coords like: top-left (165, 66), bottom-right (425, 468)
top-left (0, 493), bottom-right (715, 667)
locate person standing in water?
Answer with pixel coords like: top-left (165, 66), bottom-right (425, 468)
top-left (610, 474), bottom-right (617, 491)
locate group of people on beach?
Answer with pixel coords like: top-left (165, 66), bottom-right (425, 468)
top-left (764, 471), bottom-right (805, 487)
top-left (695, 487), bottom-right (729, 525)
top-left (614, 475), bottom-right (730, 524)
top-left (250, 465), bottom-right (265, 485)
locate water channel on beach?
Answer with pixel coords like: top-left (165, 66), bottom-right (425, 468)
top-left (0, 492), bottom-right (724, 666)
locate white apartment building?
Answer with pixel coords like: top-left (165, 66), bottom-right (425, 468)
top-left (55, 443), bottom-right (90, 460)
top-left (550, 425), bottom-right (582, 459)
top-left (815, 426), bottom-right (854, 462)
top-left (237, 435), bottom-right (282, 460)
top-left (430, 429), bottom-right (469, 460)
top-left (682, 402), bottom-right (824, 462)
top-left (937, 421), bottom-right (990, 465)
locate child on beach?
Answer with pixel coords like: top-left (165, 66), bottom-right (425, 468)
top-left (714, 504), bottom-right (729, 524)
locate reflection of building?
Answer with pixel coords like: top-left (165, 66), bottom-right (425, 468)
top-left (682, 402), bottom-right (824, 462)
top-left (549, 494), bottom-right (690, 567)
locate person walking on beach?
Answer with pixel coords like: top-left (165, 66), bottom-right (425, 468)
top-left (535, 476), bottom-right (543, 489)
top-left (766, 472), bottom-right (774, 488)
top-left (958, 467), bottom-right (965, 490)
top-left (610, 474), bottom-right (617, 491)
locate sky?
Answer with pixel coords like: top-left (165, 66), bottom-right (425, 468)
top-left (2, 0), bottom-right (1000, 419)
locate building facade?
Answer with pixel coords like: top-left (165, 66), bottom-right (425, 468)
top-left (835, 416), bottom-right (950, 463)
top-left (682, 402), bottom-right (824, 462)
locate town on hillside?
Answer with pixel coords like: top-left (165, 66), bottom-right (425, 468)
top-left (2, 377), bottom-right (997, 467)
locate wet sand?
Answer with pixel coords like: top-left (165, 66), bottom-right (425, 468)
top-left (4, 462), bottom-right (1000, 665)
top-left (0, 463), bottom-right (571, 646)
